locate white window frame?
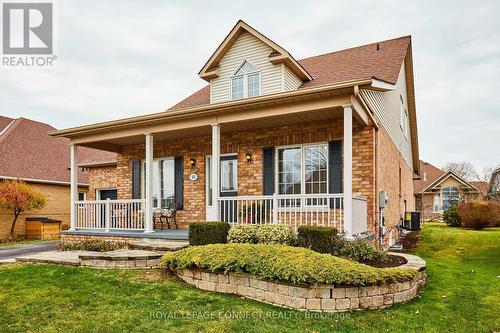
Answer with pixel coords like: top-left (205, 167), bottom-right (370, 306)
top-left (433, 194), bottom-right (439, 213)
top-left (230, 60), bottom-right (261, 100)
top-left (274, 142), bottom-right (329, 206)
top-left (141, 157), bottom-right (175, 209)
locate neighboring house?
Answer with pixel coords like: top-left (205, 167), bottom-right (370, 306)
top-left (414, 160), bottom-right (486, 221)
top-left (0, 116), bottom-right (115, 240)
top-left (487, 167), bottom-right (500, 199)
top-left (50, 20), bottom-right (419, 246)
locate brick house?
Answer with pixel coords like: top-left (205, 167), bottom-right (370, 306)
top-left (50, 21), bottom-right (420, 246)
top-left (414, 160), bottom-right (487, 221)
top-left (0, 116), bottom-right (114, 240)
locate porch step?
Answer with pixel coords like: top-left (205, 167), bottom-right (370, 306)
top-left (128, 239), bottom-right (189, 252)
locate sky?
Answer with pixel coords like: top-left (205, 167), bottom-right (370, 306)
top-left (1, 0), bottom-right (499, 172)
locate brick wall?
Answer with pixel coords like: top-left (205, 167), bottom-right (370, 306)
top-left (87, 166), bottom-right (118, 200)
top-left (377, 127), bottom-right (415, 246)
top-left (111, 118), bottom-right (376, 229)
top-left (0, 183), bottom-right (87, 240)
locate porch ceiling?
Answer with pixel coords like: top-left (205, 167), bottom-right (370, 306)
top-left (79, 105), bottom-right (346, 152)
top-left (67, 85), bottom-right (373, 153)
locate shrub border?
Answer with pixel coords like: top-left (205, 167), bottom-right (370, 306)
top-left (173, 253), bottom-right (426, 312)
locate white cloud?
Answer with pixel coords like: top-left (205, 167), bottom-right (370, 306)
top-left (1, 0), bottom-right (499, 170)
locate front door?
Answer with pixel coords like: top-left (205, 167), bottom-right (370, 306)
top-left (220, 155), bottom-right (238, 222)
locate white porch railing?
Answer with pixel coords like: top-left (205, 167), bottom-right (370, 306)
top-left (74, 199), bottom-right (146, 230)
top-left (218, 194), bottom-right (368, 234)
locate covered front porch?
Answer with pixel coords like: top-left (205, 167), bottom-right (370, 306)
top-left (61, 86), bottom-right (374, 238)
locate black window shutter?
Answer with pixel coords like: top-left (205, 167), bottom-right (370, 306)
top-left (131, 160), bottom-right (141, 199)
top-left (174, 156), bottom-right (184, 210)
top-left (263, 147), bottom-right (275, 195)
top-left (328, 141), bottom-right (342, 208)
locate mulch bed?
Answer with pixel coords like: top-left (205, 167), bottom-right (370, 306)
top-left (364, 254), bottom-right (407, 268)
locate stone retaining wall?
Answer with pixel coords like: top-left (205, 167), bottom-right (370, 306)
top-left (174, 253), bottom-right (426, 312)
top-left (80, 257), bottom-right (160, 269)
top-left (61, 233), bottom-right (142, 245)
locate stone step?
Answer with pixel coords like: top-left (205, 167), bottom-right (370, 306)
top-left (128, 239), bottom-right (189, 252)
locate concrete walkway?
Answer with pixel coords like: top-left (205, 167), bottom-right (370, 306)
top-left (0, 241), bottom-right (58, 263)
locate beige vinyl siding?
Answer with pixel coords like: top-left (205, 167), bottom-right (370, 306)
top-left (211, 31), bottom-right (284, 103)
top-left (360, 64), bottom-right (413, 170)
top-left (283, 65), bottom-right (302, 91)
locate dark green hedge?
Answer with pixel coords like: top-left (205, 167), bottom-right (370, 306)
top-left (188, 222), bottom-right (230, 245)
top-left (297, 226), bottom-right (339, 254)
top-left (161, 243), bottom-right (416, 286)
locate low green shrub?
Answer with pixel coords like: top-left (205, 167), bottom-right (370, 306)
top-left (339, 239), bottom-right (385, 263)
top-left (458, 200), bottom-right (500, 229)
top-left (161, 243), bottom-right (416, 286)
top-left (255, 224), bottom-right (296, 245)
top-left (227, 225), bottom-right (258, 244)
top-left (59, 240), bottom-right (125, 252)
top-left (443, 204), bottom-right (461, 227)
top-left (297, 226), bottom-right (340, 254)
top-left (189, 222), bottom-right (230, 245)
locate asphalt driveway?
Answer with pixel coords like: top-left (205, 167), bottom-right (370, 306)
top-left (0, 241), bottom-right (59, 261)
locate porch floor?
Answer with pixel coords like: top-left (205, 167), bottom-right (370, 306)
top-left (62, 229), bottom-right (189, 241)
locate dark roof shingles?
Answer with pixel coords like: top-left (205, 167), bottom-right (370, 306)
top-left (0, 117), bottom-right (115, 184)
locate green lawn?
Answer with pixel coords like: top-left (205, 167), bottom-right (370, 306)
top-left (0, 224), bottom-right (498, 333)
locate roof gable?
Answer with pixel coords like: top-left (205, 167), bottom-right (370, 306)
top-left (198, 20), bottom-right (312, 82)
top-left (171, 35), bottom-right (411, 111)
top-left (421, 171), bottom-right (480, 193)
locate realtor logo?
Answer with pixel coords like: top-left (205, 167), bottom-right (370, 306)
top-left (2, 2), bottom-right (53, 54)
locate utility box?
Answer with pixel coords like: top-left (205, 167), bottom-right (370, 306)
top-left (379, 191), bottom-right (389, 208)
top-left (404, 212), bottom-right (421, 231)
top-left (25, 217), bottom-right (61, 240)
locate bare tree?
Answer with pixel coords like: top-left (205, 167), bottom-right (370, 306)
top-left (477, 164), bottom-right (500, 182)
top-left (443, 161), bottom-right (478, 181)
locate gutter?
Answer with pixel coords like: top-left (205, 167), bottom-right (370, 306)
top-left (49, 78), bottom-right (372, 138)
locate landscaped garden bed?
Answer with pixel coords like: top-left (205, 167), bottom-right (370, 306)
top-left (161, 243), bottom-right (426, 312)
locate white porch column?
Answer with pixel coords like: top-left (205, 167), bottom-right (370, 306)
top-left (69, 144), bottom-right (78, 231)
top-left (144, 133), bottom-right (154, 233)
top-left (343, 105), bottom-right (353, 237)
top-left (207, 123), bottom-right (221, 221)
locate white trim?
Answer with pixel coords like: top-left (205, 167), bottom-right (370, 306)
top-left (0, 175), bottom-right (89, 187)
top-left (70, 144), bottom-right (78, 231)
top-left (144, 133), bottom-right (154, 233)
top-left (78, 192), bottom-right (87, 201)
top-left (343, 105), bottom-right (353, 237)
top-left (207, 123), bottom-right (221, 221)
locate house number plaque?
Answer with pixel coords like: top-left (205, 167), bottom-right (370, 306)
top-left (189, 173), bottom-right (199, 181)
